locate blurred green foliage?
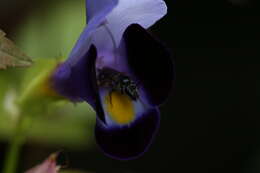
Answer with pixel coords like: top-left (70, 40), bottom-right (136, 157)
top-left (15, 0), bottom-right (86, 59)
top-left (0, 0), bottom-right (96, 150)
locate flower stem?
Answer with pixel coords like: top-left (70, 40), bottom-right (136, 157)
top-left (2, 115), bottom-right (31, 173)
top-left (2, 59), bottom-right (63, 173)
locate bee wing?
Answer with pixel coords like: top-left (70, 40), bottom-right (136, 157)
top-left (0, 29), bottom-right (33, 70)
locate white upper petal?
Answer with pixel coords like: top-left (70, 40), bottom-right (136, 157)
top-left (86, 0), bottom-right (119, 23)
top-left (90, 0), bottom-right (168, 66)
top-left (105, 0), bottom-right (167, 46)
top-left (66, 0), bottom-right (167, 66)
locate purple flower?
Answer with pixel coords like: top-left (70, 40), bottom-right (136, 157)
top-left (52, 0), bottom-right (173, 160)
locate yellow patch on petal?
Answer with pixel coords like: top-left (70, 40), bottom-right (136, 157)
top-left (105, 91), bottom-right (135, 125)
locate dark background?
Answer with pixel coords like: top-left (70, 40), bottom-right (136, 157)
top-left (1, 0), bottom-right (260, 172)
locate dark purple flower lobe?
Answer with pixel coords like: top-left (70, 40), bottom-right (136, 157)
top-left (95, 107), bottom-right (160, 160)
top-left (123, 24), bottom-right (174, 106)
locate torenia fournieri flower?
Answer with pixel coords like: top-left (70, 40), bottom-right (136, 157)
top-left (52, 0), bottom-right (173, 160)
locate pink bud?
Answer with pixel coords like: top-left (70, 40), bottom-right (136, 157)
top-left (25, 153), bottom-right (61, 173)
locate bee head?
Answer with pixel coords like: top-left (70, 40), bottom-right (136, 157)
top-left (125, 81), bottom-right (139, 100)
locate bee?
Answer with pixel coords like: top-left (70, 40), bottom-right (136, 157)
top-left (97, 67), bottom-right (139, 101)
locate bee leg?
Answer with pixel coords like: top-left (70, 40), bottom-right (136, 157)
top-left (121, 87), bottom-right (125, 95)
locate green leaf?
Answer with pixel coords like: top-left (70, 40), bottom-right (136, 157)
top-left (0, 29), bottom-right (33, 70)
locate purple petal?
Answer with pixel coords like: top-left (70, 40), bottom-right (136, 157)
top-left (66, 0), bottom-right (118, 65)
top-left (53, 45), bottom-right (106, 123)
top-left (105, 0), bottom-right (167, 46)
top-left (123, 24), bottom-right (174, 106)
top-left (80, 0), bottom-right (168, 64)
top-left (86, 0), bottom-right (118, 24)
top-left (95, 107), bottom-right (160, 160)
top-left (90, 26), bottom-right (118, 69)
top-left (52, 45), bottom-right (97, 103)
top-left (68, 0), bottom-right (167, 69)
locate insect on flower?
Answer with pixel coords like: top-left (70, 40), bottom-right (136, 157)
top-left (97, 67), bottom-right (139, 101)
top-left (52, 0), bottom-right (174, 160)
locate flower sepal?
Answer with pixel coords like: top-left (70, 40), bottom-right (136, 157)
top-left (19, 58), bottom-right (66, 112)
